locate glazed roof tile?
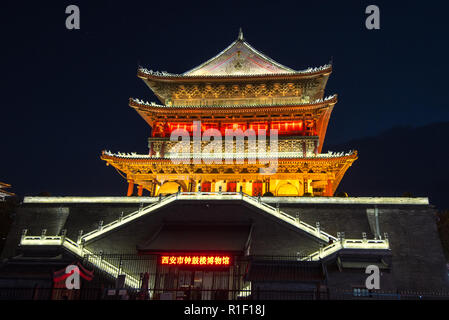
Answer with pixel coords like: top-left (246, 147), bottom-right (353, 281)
top-left (138, 30), bottom-right (332, 79)
top-left (130, 95), bottom-right (337, 110)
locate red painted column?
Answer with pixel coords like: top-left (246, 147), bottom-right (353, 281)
top-left (137, 185), bottom-right (144, 197)
top-left (127, 180), bottom-right (134, 197)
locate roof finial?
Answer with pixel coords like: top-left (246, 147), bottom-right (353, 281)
top-left (238, 27), bottom-right (244, 41)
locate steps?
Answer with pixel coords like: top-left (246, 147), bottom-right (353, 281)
top-left (78, 192), bottom-right (337, 244)
top-left (302, 239), bottom-right (390, 261)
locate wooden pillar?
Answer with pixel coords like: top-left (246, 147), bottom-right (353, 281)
top-left (127, 180), bottom-right (134, 197)
top-left (303, 178), bottom-right (309, 195)
top-left (150, 180), bottom-right (159, 197)
top-left (162, 122), bottom-right (168, 138)
top-left (160, 142), bottom-right (166, 158)
top-left (326, 180), bottom-right (333, 197)
top-left (265, 179), bottom-right (270, 195)
top-left (148, 181), bottom-right (153, 197)
top-left (154, 184), bottom-right (160, 196)
top-left (189, 180), bottom-right (196, 192)
top-left (137, 185), bottom-right (144, 197)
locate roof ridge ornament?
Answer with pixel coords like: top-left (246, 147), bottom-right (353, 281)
top-left (238, 27), bottom-right (244, 41)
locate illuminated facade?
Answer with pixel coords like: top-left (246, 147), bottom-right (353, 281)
top-left (101, 30), bottom-right (357, 197)
top-left (1, 31), bottom-right (447, 301)
top-left (160, 255), bottom-right (231, 266)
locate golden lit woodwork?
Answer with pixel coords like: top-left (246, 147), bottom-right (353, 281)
top-left (276, 182), bottom-right (300, 196)
top-left (101, 152), bottom-right (357, 197)
top-left (101, 32), bottom-right (356, 197)
top-left (158, 181), bottom-right (184, 195)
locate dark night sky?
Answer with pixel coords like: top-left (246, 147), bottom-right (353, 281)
top-left (1, 1), bottom-right (448, 199)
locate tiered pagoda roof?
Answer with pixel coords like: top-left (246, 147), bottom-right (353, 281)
top-left (129, 94), bottom-right (337, 153)
top-left (101, 150), bottom-right (357, 195)
top-left (129, 95), bottom-right (337, 111)
top-left (100, 29), bottom-right (356, 197)
top-left (138, 29), bottom-right (332, 106)
top-left (139, 29), bottom-right (332, 79)
top-left (102, 150), bottom-right (357, 160)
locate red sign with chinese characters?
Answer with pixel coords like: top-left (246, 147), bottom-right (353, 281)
top-left (160, 255), bottom-right (231, 267)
